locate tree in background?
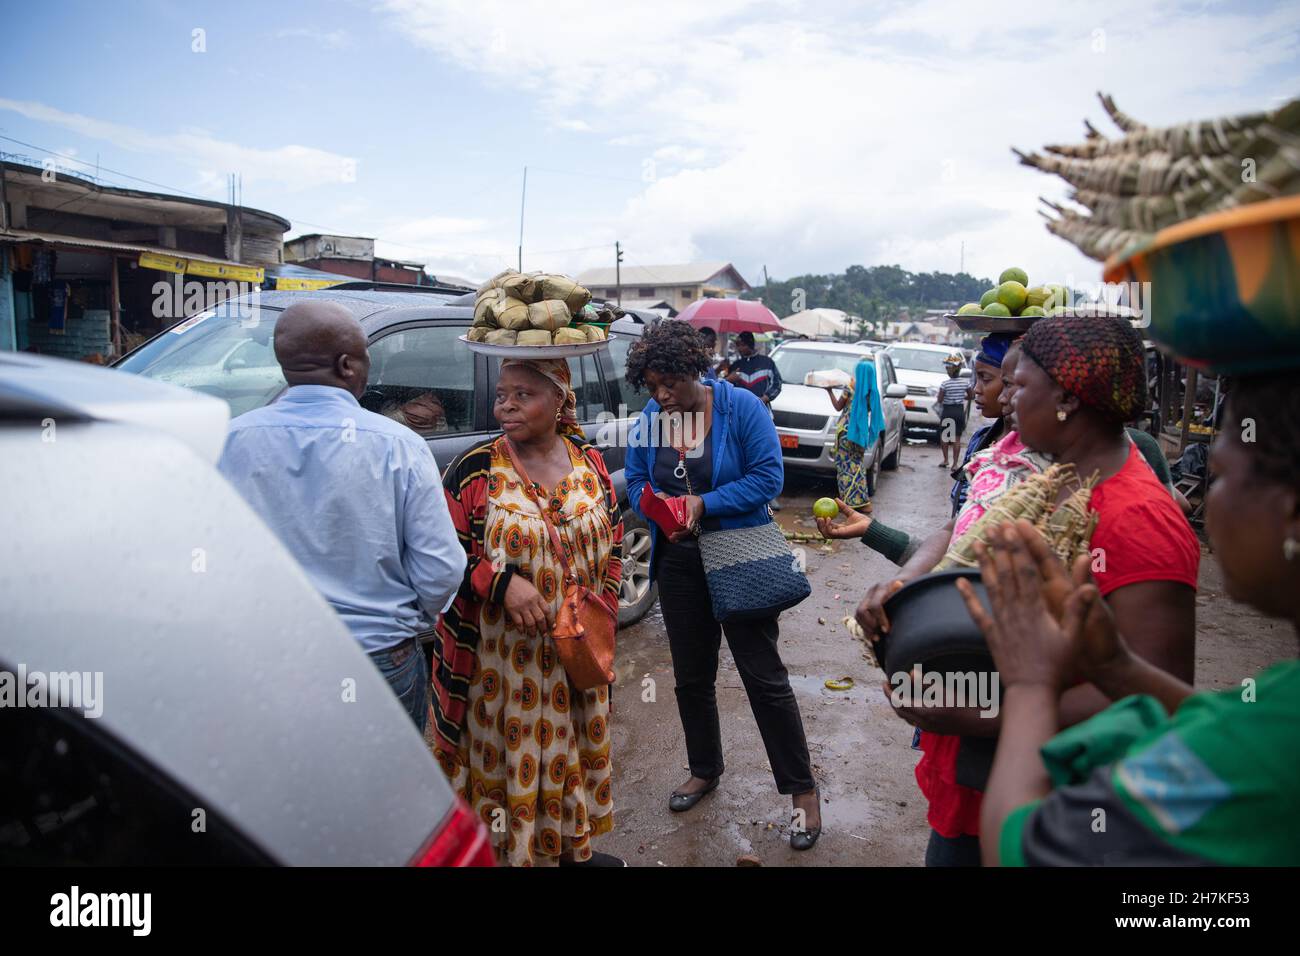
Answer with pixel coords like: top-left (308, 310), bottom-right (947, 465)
top-left (744, 264), bottom-right (994, 325)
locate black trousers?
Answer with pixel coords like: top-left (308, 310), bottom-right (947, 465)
top-left (655, 540), bottom-right (815, 795)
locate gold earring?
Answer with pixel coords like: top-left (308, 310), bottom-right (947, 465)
top-left (1056, 409), bottom-right (1068, 422)
top-left (556, 409), bottom-right (563, 420)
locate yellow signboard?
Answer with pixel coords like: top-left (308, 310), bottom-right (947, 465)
top-left (275, 278), bottom-right (345, 291)
top-left (136, 252), bottom-right (265, 284)
top-left (138, 251), bottom-right (188, 274)
top-left (184, 259), bottom-right (265, 283)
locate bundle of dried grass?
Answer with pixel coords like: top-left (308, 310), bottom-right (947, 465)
top-left (1015, 92), bottom-right (1300, 260)
top-left (935, 463), bottom-right (1099, 570)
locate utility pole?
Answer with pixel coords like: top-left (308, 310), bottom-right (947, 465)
top-left (615, 241), bottom-right (624, 307)
top-left (762, 264), bottom-right (770, 302)
top-left (518, 166), bottom-right (528, 272)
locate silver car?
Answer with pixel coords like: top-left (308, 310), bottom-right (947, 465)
top-left (768, 342), bottom-right (908, 493)
top-left (0, 353), bottom-right (492, 866)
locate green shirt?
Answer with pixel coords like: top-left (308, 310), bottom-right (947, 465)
top-left (1002, 660), bottom-right (1300, 866)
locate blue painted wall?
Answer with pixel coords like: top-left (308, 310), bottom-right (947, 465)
top-left (0, 248), bottom-right (16, 352)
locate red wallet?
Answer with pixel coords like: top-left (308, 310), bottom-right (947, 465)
top-left (640, 482), bottom-right (692, 537)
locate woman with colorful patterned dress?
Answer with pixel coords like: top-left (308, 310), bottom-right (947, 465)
top-left (825, 357), bottom-right (885, 509)
top-left (430, 358), bottom-right (624, 867)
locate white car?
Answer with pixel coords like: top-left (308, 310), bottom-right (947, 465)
top-left (768, 341), bottom-right (908, 493)
top-left (0, 353), bottom-right (492, 866)
top-left (885, 342), bottom-right (973, 432)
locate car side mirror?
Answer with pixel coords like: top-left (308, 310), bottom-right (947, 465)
top-left (885, 384), bottom-right (908, 399)
top-left (958, 368), bottom-right (973, 380)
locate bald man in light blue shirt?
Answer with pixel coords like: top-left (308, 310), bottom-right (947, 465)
top-left (218, 301), bottom-right (465, 731)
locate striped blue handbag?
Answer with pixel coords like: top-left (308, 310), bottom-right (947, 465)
top-left (697, 519), bottom-right (812, 622)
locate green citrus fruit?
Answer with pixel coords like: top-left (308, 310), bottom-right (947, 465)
top-left (1025, 286), bottom-right (1049, 308)
top-left (982, 302), bottom-right (1012, 317)
top-left (957, 302), bottom-right (982, 315)
top-left (1020, 305), bottom-right (1046, 317)
top-left (999, 266), bottom-right (1029, 286)
top-left (979, 288), bottom-right (1000, 308)
top-left (813, 497), bottom-right (838, 519)
top-left (997, 280), bottom-right (1028, 312)
top-left (1043, 284), bottom-right (1069, 310)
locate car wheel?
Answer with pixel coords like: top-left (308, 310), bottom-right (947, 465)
top-left (618, 510), bottom-right (657, 628)
top-left (882, 431), bottom-right (902, 470)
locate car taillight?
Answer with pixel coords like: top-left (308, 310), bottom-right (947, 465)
top-left (409, 797), bottom-right (496, 867)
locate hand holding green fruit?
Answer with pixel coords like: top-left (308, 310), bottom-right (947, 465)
top-left (816, 497), bottom-right (873, 540)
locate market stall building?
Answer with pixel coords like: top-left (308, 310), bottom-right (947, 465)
top-left (0, 161), bottom-right (290, 361)
top-left (284, 233), bottom-right (438, 286)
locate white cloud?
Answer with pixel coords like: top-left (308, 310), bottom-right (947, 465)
top-left (377, 0), bottom-right (1300, 289)
top-left (0, 98), bottom-right (359, 195)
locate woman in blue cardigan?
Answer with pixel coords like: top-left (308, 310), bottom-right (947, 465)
top-left (624, 321), bottom-right (821, 850)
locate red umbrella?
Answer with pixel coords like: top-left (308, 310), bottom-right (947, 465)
top-left (676, 297), bottom-right (783, 334)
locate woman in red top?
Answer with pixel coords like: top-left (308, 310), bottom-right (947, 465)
top-left (865, 315), bottom-right (1199, 865)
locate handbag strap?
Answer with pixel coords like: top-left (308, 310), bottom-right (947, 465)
top-left (497, 437), bottom-right (578, 586)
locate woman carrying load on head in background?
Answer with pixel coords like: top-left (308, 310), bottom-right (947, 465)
top-left (937, 353), bottom-right (972, 469)
top-left (840, 314), bottom-right (1200, 866)
top-left (823, 355), bottom-right (886, 510)
top-left (431, 357), bottom-right (625, 867)
top-left (818, 332), bottom-right (1018, 563)
top-left (969, 369), bottom-right (1300, 865)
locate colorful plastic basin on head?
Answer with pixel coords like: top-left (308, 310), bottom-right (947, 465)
top-left (1104, 195), bottom-right (1300, 375)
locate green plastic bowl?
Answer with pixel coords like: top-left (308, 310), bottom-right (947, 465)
top-left (1104, 195), bottom-right (1300, 375)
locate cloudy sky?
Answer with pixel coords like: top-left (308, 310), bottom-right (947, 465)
top-left (2, 0), bottom-right (1297, 291)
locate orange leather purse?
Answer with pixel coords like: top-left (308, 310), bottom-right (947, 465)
top-left (500, 439), bottom-right (616, 689)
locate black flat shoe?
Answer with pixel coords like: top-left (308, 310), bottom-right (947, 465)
top-left (790, 791), bottom-right (822, 850)
top-left (790, 826), bottom-right (821, 851)
top-left (669, 777), bottom-right (719, 813)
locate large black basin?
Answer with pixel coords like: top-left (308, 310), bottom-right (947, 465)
top-left (878, 568), bottom-right (996, 679)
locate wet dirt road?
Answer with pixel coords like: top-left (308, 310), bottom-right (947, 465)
top-left (598, 432), bottom-right (1296, 867)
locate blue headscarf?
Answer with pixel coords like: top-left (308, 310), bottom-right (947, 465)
top-left (976, 332), bottom-right (1016, 368)
top-left (846, 358), bottom-right (885, 450)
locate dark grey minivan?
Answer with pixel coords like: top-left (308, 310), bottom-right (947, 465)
top-left (113, 285), bottom-right (658, 626)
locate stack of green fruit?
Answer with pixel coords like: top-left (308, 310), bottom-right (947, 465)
top-left (468, 270), bottom-right (607, 346)
top-left (956, 268), bottom-right (1069, 320)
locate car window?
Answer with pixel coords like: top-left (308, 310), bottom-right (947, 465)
top-left (364, 325), bottom-right (476, 436)
top-left (887, 348), bottom-right (951, 374)
top-left (0, 705), bottom-right (268, 864)
top-left (114, 300), bottom-right (286, 419)
top-left (606, 333), bottom-right (649, 415)
top-left (566, 353), bottom-right (607, 422)
top-left (771, 348), bottom-right (867, 383)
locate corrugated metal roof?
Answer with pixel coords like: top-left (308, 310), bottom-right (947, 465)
top-left (0, 228), bottom-right (242, 267)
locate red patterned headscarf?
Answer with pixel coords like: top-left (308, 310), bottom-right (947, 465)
top-left (500, 358), bottom-right (583, 438)
top-left (1021, 314), bottom-right (1147, 424)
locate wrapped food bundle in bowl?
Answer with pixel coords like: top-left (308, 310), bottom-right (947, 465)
top-left (804, 368), bottom-right (853, 388)
top-left (464, 270), bottom-right (607, 352)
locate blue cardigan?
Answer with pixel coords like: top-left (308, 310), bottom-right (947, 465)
top-left (626, 378), bottom-right (784, 581)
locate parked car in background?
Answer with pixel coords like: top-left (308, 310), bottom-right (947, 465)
top-left (0, 353), bottom-right (492, 865)
top-left (768, 341), bottom-right (907, 494)
top-left (113, 285), bottom-right (658, 627)
top-left (885, 342), bottom-right (973, 434)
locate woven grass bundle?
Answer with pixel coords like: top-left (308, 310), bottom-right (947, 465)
top-left (935, 464), bottom-right (1100, 571)
top-left (1015, 92), bottom-right (1300, 261)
